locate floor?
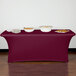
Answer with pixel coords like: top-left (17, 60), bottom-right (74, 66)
top-left (0, 52), bottom-right (76, 76)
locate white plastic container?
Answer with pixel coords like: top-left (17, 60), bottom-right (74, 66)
top-left (24, 27), bottom-right (34, 32)
top-left (40, 26), bottom-right (53, 32)
top-left (11, 29), bottom-right (21, 33)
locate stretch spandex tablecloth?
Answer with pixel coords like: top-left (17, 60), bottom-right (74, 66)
top-left (1, 30), bottom-right (75, 62)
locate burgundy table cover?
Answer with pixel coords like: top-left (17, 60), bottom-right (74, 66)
top-left (1, 30), bottom-right (75, 62)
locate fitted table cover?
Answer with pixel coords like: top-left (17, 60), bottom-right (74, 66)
top-left (1, 30), bottom-right (75, 62)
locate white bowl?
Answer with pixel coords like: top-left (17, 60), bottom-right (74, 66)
top-left (24, 27), bottom-right (34, 32)
top-left (11, 29), bottom-right (21, 33)
top-left (40, 26), bottom-right (53, 32)
top-left (7, 29), bottom-right (12, 32)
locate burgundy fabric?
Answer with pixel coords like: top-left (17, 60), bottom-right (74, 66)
top-left (1, 29), bottom-right (75, 62)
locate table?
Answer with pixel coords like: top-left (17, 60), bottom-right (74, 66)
top-left (1, 30), bottom-right (75, 62)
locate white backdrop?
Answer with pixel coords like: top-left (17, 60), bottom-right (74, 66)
top-left (0, 0), bottom-right (76, 49)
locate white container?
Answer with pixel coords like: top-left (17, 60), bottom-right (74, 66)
top-left (7, 29), bottom-right (12, 32)
top-left (24, 27), bottom-right (34, 32)
top-left (40, 26), bottom-right (53, 32)
top-left (11, 29), bottom-right (21, 33)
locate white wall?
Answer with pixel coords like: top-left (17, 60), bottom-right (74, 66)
top-left (0, 0), bottom-right (76, 49)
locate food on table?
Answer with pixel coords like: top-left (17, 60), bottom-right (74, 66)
top-left (55, 29), bottom-right (69, 33)
top-left (24, 28), bottom-right (33, 30)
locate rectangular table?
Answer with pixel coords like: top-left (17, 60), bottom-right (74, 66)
top-left (1, 29), bottom-right (75, 62)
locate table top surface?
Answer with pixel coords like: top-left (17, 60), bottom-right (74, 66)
top-left (1, 29), bottom-right (75, 36)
